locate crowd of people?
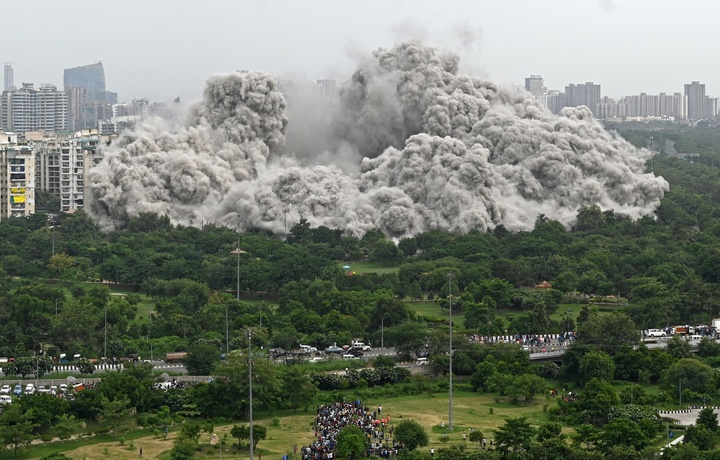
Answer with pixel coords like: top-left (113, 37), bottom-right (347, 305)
top-left (300, 401), bottom-right (404, 459)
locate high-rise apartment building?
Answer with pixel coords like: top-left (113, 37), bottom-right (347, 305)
top-left (682, 81), bottom-right (717, 120)
top-left (0, 132), bottom-right (35, 220)
top-left (524, 75), bottom-right (545, 101)
top-left (34, 131), bottom-right (101, 213)
top-left (565, 82), bottom-right (601, 116)
top-left (684, 81), bottom-right (705, 120)
top-left (545, 90), bottom-right (567, 115)
top-left (3, 63), bottom-right (15, 92)
top-left (0, 83), bottom-right (68, 134)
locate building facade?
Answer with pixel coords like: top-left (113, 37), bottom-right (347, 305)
top-left (0, 132), bottom-right (35, 220)
top-left (524, 75), bottom-right (546, 102)
top-left (34, 131), bottom-right (102, 213)
top-left (0, 83), bottom-right (68, 134)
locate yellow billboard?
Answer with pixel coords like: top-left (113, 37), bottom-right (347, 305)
top-left (10, 195), bottom-right (25, 203)
top-left (10, 187), bottom-right (25, 194)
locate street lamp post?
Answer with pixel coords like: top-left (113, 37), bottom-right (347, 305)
top-left (104, 304), bottom-right (107, 361)
top-left (230, 243), bottom-right (248, 355)
top-left (447, 272), bottom-right (454, 431)
top-left (381, 316), bottom-right (384, 349)
top-left (248, 329), bottom-right (254, 460)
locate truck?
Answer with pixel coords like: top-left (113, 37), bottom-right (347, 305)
top-left (673, 325), bottom-right (694, 336)
top-left (165, 352), bottom-right (188, 363)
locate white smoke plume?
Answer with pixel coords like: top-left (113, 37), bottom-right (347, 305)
top-left (86, 41), bottom-right (668, 238)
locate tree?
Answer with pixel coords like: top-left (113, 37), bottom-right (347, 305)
top-left (185, 342), bottom-right (221, 375)
top-left (468, 430), bottom-right (483, 449)
top-left (493, 417), bottom-right (536, 454)
top-left (0, 403), bottom-right (38, 457)
top-left (48, 253), bottom-right (74, 279)
top-left (99, 395), bottom-right (130, 432)
top-left (697, 407), bottom-right (719, 432)
top-left (576, 378), bottom-right (620, 426)
top-left (505, 374), bottom-right (546, 404)
top-left (280, 366), bottom-right (318, 412)
top-left (382, 322), bottom-right (427, 359)
top-left (536, 421), bottom-right (563, 443)
top-left (600, 418), bottom-right (649, 452)
top-left (661, 358), bottom-right (715, 397)
top-left (578, 350), bottom-right (616, 386)
top-left (336, 425), bottom-right (368, 460)
top-left (666, 336), bottom-right (692, 359)
top-left (394, 419), bottom-right (429, 451)
top-left (575, 312), bottom-right (639, 354)
top-left (684, 423), bottom-right (716, 451)
top-left (54, 414), bottom-right (81, 440)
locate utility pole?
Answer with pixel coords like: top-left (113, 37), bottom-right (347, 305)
top-left (447, 272), bottom-right (454, 430)
top-left (225, 304), bottom-right (229, 356)
top-left (381, 317), bottom-right (384, 349)
top-left (104, 304), bottom-right (107, 361)
top-left (248, 329), bottom-right (254, 460)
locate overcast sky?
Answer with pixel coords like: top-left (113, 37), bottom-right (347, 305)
top-left (6, 0), bottom-right (717, 104)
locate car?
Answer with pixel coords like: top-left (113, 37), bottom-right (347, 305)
top-left (342, 354), bottom-right (358, 359)
top-left (299, 344), bottom-right (318, 353)
top-left (0, 395), bottom-right (12, 405)
top-left (347, 347), bottom-right (364, 357)
top-left (50, 385), bottom-right (58, 394)
top-left (12, 385), bottom-right (21, 396)
top-left (416, 357), bottom-right (429, 365)
top-left (325, 344), bottom-right (344, 354)
top-left (59, 384), bottom-right (68, 393)
top-left (38, 385), bottom-right (51, 394)
top-left (646, 329), bottom-right (666, 338)
top-left (308, 357), bottom-right (324, 363)
top-left (0, 385), bottom-right (10, 394)
top-left (24, 384), bottom-right (35, 395)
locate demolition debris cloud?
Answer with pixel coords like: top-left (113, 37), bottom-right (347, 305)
top-left (86, 42), bottom-right (668, 237)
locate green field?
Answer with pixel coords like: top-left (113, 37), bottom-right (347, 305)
top-left (406, 300), bottom-right (465, 324)
top-left (339, 260), bottom-right (401, 275)
top-left (14, 389), bottom-right (558, 459)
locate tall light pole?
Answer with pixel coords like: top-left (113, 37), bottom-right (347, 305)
top-left (104, 304), bottom-right (107, 361)
top-left (248, 329), bottom-right (254, 460)
top-left (381, 316), bottom-right (384, 349)
top-left (447, 272), bottom-right (454, 430)
top-left (51, 225), bottom-right (55, 256)
top-left (230, 243), bottom-right (247, 355)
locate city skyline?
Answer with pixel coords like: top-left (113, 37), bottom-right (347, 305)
top-left (3, 0), bottom-right (720, 104)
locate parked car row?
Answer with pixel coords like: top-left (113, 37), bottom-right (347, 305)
top-left (0, 383), bottom-right (70, 398)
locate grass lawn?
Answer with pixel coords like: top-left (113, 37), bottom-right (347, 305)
top-left (26, 391), bottom-right (556, 459)
top-left (339, 260), bottom-right (400, 275)
top-left (406, 301), bottom-right (465, 324)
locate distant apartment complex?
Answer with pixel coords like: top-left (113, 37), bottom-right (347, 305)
top-left (0, 83), bottom-right (67, 133)
top-left (0, 129), bottom-right (108, 220)
top-left (526, 75), bottom-right (716, 122)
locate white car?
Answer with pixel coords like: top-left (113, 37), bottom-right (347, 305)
top-left (37, 385), bottom-right (51, 394)
top-left (0, 395), bottom-right (12, 405)
top-left (645, 329), bottom-right (666, 338)
top-left (342, 354), bottom-right (358, 359)
top-left (24, 384), bottom-right (35, 395)
top-left (50, 385), bottom-right (58, 394)
top-left (0, 385), bottom-right (10, 394)
top-left (59, 384), bottom-right (68, 393)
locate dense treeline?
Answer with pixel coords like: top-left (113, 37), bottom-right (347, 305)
top-left (1, 140), bottom-right (720, 358)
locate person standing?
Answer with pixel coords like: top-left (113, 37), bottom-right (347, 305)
top-left (431, 447), bottom-right (434, 457)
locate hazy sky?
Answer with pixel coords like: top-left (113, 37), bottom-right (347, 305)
top-left (6, 0), bottom-right (717, 104)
